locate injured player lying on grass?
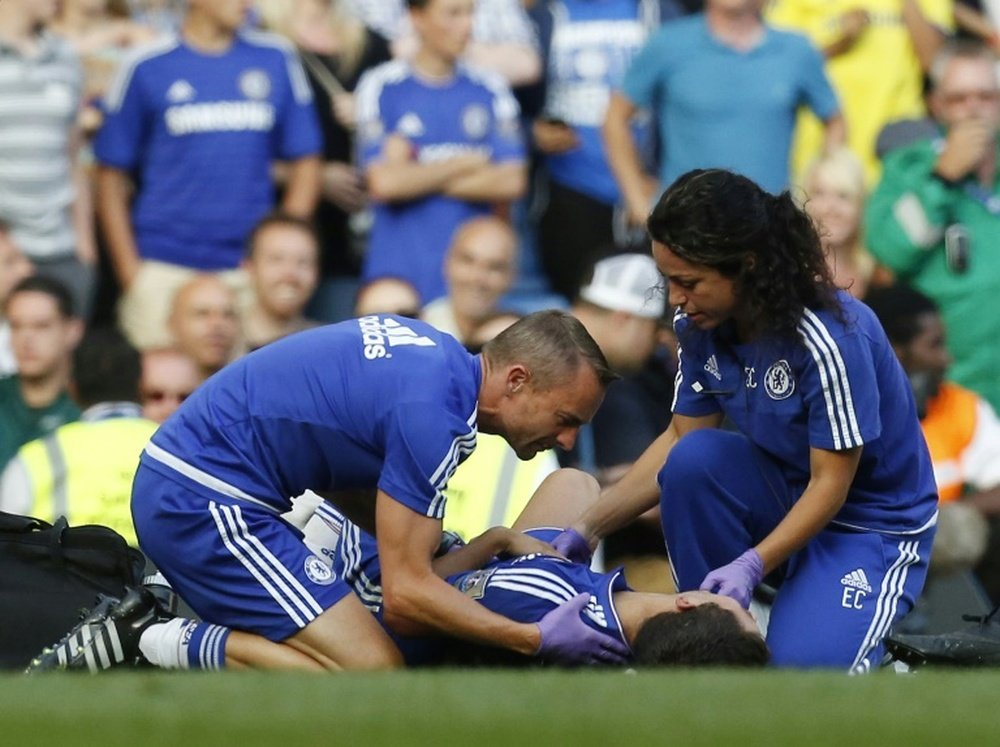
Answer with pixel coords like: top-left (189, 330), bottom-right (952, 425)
top-left (26, 470), bottom-right (769, 672)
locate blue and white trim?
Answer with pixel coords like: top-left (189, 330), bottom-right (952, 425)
top-left (338, 522), bottom-right (383, 612)
top-left (849, 539), bottom-right (921, 674)
top-left (427, 425), bottom-right (477, 519)
top-left (798, 309), bottom-right (864, 450)
top-left (488, 566), bottom-right (578, 605)
top-left (209, 502), bottom-right (325, 630)
top-left (143, 442), bottom-right (279, 512)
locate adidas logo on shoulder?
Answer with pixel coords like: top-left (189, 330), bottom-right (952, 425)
top-left (357, 315), bottom-right (436, 360)
top-left (840, 569), bottom-right (872, 593)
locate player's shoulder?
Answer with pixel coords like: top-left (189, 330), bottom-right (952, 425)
top-left (237, 29), bottom-right (299, 58)
top-left (797, 293), bottom-right (886, 361)
top-left (357, 59), bottom-right (412, 96)
top-left (117, 32), bottom-right (182, 72)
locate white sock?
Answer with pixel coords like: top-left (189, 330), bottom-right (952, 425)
top-left (139, 618), bottom-right (231, 670)
top-left (139, 618), bottom-right (195, 669)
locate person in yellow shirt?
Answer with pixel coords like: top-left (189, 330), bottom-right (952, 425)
top-left (766, 0), bottom-right (953, 184)
top-left (0, 328), bottom-right (156, 547)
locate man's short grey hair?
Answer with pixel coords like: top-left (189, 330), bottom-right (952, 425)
top-left (929, 39), bottom-right (999, 91)
top-left (481, 310), bottom-right (619, 389)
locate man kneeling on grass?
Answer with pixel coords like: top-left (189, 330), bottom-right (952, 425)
top-left (27, 470), bottom-right (768, 671)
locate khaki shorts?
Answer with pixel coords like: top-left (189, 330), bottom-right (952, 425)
top-left (118, 260), bottom-right (250, 350)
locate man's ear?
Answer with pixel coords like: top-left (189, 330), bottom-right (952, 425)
top-left (675, 594), bottom-right (699, 611)
top-left (507, 364), bottom-right (529, 394)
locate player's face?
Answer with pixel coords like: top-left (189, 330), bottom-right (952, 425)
top-left (247, 225), bottom-right (319, 319)
top-left (446, 226), bottom-right (515, 323)
top-left (412, 0), bottom-right (475, 63)
top-left (190, 0), bottom-right (252, 33)
top-left (7, 291), bottom-right (80, 381)
top-left (141, 351), bottom-right (201, 423)
top-left (900, 311), bottom-right (951, 396)
top-left (653, 241), bottom-right (742, 332)
top-left (501, 363), bottom-right (605, 459)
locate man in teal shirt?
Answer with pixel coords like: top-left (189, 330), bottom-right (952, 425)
top-left (0, 276), bottom-right (82, 470)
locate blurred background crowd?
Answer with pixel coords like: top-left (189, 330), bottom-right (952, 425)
top-left (2, 0), bottom-right (1000, 625)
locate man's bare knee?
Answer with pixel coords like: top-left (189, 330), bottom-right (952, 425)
top-left (286, 594), bottom-right (405, 671)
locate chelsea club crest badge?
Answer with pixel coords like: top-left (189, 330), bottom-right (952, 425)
top-left (764, 359), bottom-right (795, 400)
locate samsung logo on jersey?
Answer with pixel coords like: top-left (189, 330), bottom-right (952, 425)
top-left (358, 315), bottom-right (436, 360)
top-left (419, 143), bottom-right (491, 164)
top-left (165, 101), bottom-right (275, 135)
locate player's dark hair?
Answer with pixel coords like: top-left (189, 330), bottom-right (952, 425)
top-left (647, 169), bottom-right (840, 339)
top-left (406, 0), bottom-right (433, 9)
top-left (5, 275), bottom-right (76, 318)
top-left (245, 211), bottom-right (318, 259)
top-left (73, 327), bottom-right (142, 408)
top-left (863, 284), bottom-right (939, 347)
top-left (631, 604), bottom-right (770, 668)
top-left (481, 309), bottom-right (619, 389)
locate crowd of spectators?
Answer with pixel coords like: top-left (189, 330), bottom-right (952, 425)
top-left (2, 0), bottom-right (1000, 617)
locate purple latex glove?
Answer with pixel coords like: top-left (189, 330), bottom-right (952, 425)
top-left (536, 593), bottom-right (631, 665)
top-left (550, 528), bottom-right (592, 565)
top-left (699, 548), bottom-right (764, 609)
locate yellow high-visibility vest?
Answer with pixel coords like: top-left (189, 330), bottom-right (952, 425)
top-left (442, 433), bottom-right (558, 541)
top-left (13, 418), bottom-right (157, 546)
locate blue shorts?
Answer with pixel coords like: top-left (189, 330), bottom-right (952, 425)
top-left (132, 463), bottom-right (353, 641)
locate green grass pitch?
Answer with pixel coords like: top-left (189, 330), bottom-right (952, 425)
top-left (3, 668), bottom-right (998, 746)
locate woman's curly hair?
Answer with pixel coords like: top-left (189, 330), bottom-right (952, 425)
top-left (646, 169), bottom-right (840, 339)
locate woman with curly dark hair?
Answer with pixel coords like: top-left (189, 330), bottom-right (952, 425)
top-left (555, 169), bottom-right (939, 671)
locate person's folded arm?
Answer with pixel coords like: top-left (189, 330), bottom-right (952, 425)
top-left (366, 134), bottom-right (487, 202)
top-left (442, 160), bottom-right (527, 202)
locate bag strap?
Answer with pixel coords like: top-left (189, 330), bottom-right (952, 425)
top-left (0, 510), bottom-right (52, 534)
top-left (300, 50), bottom-right (347, 99)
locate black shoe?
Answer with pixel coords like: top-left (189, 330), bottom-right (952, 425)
top-left (886, 604), bottom-right (1000, 668)
top-left (25, 586), bottom-right (172, 674)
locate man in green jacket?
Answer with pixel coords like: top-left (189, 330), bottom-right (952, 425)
top-left (866, 38), bottom-right (1000, 411)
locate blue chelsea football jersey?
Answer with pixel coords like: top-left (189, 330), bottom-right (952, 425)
top-left (142, 315), bottom-right (480, 519)
top-left (95, 31), bottom-right (321, 270)
top-left (355, 60), bottom-right (525, 303)
top-left (671, 292), bottom-right (938, 533)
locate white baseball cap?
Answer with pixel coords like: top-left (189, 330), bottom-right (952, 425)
top-left (579, 254), bottom-right (665, 319)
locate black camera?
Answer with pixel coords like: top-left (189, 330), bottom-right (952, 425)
top-left (944, 224), bottom-right (970, 274)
